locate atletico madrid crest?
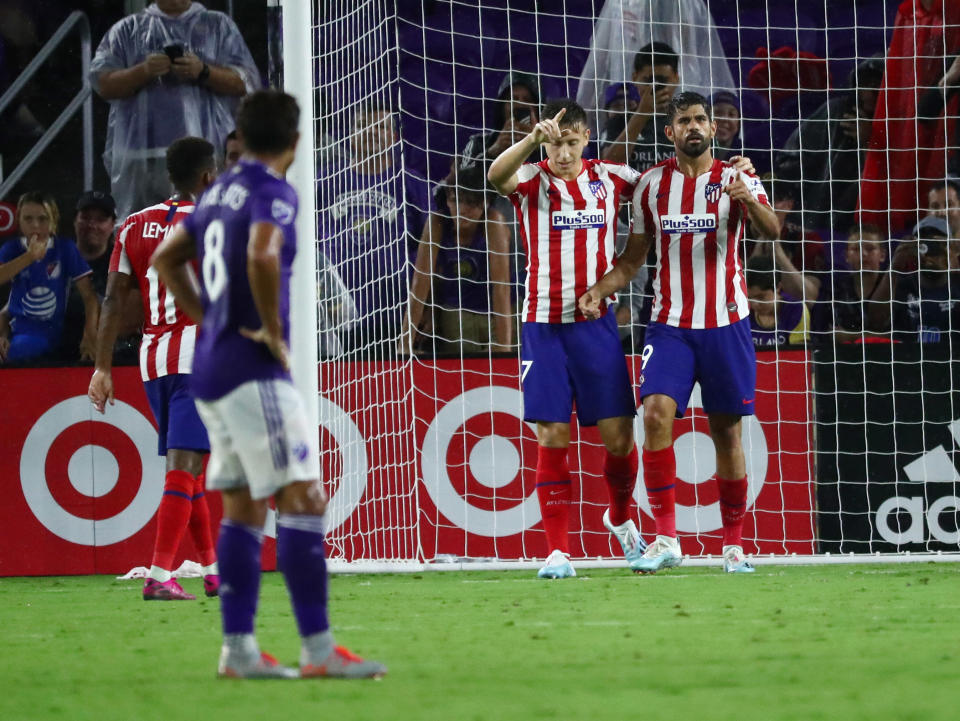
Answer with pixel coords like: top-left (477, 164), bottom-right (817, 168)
top-left (704, 182), bottom-right (722, 203)
top-left (588, 180), bottom-right (607, 200)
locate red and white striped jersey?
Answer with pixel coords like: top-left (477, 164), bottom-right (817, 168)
top-left (509, 158), bottom-right (640, 323)
top-left (109, 198), bottom-right (197, 381)
top-left (633, 157), bottom-right (770, 329)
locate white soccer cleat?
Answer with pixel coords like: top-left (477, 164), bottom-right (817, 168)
top-left (537, 549), bottom-right (576, 579)
top-left (217, 648), bottom-right (299, 679)
top-left (722, 545), bottom-right (755, 574)
top-left (602, 509), bottom-right (647, 565)
top-left (629, 534), bottom-right (683, 574)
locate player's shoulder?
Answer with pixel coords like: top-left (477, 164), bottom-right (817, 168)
top-left (587, 158), bottom-right (641, 182)
top-left (637, 157), bottom-right (675, 186)
top-left (517, 161), bottom-right (548, 183)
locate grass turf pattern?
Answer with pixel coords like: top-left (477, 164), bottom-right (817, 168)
top-left (0, 564), bottom-right (957, 721)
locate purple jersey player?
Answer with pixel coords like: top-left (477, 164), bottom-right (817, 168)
top-left (152, 90), bottom-right (385, 680)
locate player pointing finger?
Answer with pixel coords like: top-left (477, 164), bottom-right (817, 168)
top-left (531, 107), bottom-right (568, 144)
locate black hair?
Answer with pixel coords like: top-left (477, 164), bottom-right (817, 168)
top-left (440, 162), bottom-right (491, 214)
top-left (666, 91), bottom-right (712, 124)
top-left (224, 129), bottom-right (238, 151)
top-left (633, 41), bottom-right (679, 75)
top-left (540, 98), bottom-right (588, 130)
top-left (236, 90), bottom-right (300, 154)
top-left (166, 136), bottom-right (215, 191)
top-left (746, 254), bottom-right (778, 292)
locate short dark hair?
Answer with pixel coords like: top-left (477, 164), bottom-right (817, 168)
top-left (446, 163), bottom-right (490, 209)
top-left (666, 91), bottom-right (711, 124)
top-left (746, 254), bottom-right (778, 292)
top-left (166, 137), bottom-right (216, 190)
top-left (540, 98), bottom-right (588, 130)
top-left (236, 90), bottom-right (300, 154)
top-left (634, 41), bottom-right (679, 75)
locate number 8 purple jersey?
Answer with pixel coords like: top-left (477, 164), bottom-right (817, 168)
top-left (184, 158), bottom-right (299, 402)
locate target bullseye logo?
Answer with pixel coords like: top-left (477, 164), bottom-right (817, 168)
top-left (633, 385), bottom-right (768, 532)
top-left (421, 385), bottom-right (540, 537)
top-left (0, 203), bottom-right (15, 235)
top-left (20, 397), bottom-right (165, 546)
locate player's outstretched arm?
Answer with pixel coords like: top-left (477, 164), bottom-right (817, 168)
top-left (88, 271), bottom-right (135, 413)
top-left (488, 107), bottom-right (567, 195)
top-left (151, 224), bottom-right (203, 323)
top-left (579, 231), bottom-right (652, 320)
top-left (241, 221), bottom-right (289, 370)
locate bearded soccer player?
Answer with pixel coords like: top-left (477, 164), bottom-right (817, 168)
top-left (580, 91), bottom-right (779, 574)
top-left (88, 136), bottom-right (219, 600)
top-left (152, 90), bottom-right (385, 679)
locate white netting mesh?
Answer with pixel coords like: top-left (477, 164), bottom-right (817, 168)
top-left (306, 0), bottom-right (960, 564)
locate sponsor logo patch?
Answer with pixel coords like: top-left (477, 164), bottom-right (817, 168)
top-left (551, 210), bottom-right (606, 230)
top-left (660, 213), bottom-right (717, 234)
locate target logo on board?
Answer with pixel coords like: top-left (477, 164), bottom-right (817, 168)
top-left (20, 396), bottom-right (166, 546)
top-left (421, 385), bottom-right (541, 537)
top-left (0, 202), bottom-right (16, 236)
top-left (633, 385), bottom-right (768, 532)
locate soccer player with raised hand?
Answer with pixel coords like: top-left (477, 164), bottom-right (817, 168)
top-left (151, 90), bottom-right (386, 679)
top-left (580, 91), bottom-right (779, 574)
top-left (488, 98), bottom-right (647, 578)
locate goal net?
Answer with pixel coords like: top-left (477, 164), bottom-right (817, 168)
top-left (300, 0), bottom-right (960, 566)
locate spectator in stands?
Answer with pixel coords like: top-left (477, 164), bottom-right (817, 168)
top-left (61, 191), bottom-right (142, 362)
top-left (402, 164), bottom-right (513, 356)
top-left (597, 81), bottom-right (642, 154)
top-left (711, 90), bottom-right (742, 162)
top-left (859, 0), bottom-right (960, 234)
top-left (222, 129), bottom-right (242, 171)
top-left (828, 225), bottom-right (892, 341)
top-left (925, 179), bottom-right (960, 238)
top-left (0, 192), bottom-right (99, 364)
top-left (602, 41), bottom-right (678, 174)
top-left (891, 215), bottom-right (951, 277)
top-left (749, 178), bottom-right (827, 276)
top-left (777, 57), bottom-right (884, 231)
top-left (90, 0), bottom-right (260, 219)
top-left (318, 100), bottom-right (429, 357)
top-left (745, 254), bottom-right (812, 349)
top-left (458, 72), bottom-right (540, 171)
top-left (892, 234), bottom-right (958, 344)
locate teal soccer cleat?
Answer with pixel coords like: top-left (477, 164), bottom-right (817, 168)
top-left (537, 549), bottom-right (576, 579)
top-left (602, 510), bottom-right (647, 566)
top-left (628, 534), bottom-right (683, 574)
top-left (722, 545), bottom-right (755, 573)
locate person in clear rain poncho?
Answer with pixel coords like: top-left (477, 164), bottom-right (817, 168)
top-left (90, 1), bottom-right (260, 221)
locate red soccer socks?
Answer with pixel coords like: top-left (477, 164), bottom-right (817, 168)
top-left (535, 446), bottom-right (571, 554)
top-left (718, 476), bottom-right (748, 548)
top-left (187, 472), bottom-right (217, 567)
top-left (604, 445), bottom-right (638, 526)
top-left (641, 446), bottom-right (677, 537)
top-left (151, 469), bottom-right (194, 571)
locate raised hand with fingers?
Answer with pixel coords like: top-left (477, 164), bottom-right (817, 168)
top-left (25, 234), bottom-right (47, 262)
top-left (531, 107), bottom-right (568, 144)
top-left (728, 155), bottom-right (756, 177)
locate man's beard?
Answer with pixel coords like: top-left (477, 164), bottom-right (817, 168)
top-left (679, 135), bottom-right (710, 158)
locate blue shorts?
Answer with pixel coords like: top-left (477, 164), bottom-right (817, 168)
top-left (144, 374), bottom-right (210, 456)
top-left (521, 311), bottom-right (636, 426)
top-left (638, 318), bottom-right (756, 417)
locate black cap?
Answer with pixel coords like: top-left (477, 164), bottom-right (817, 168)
top-left (76, 190), bottom-right (116, 217)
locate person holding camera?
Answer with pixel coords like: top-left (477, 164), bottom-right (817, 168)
top-left (90, 0), bottom-right (260, 220)
top-left (601, 42), bottom-right (680, 176)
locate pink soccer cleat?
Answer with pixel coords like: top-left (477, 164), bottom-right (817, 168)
top-left (143, 578), bottom-right (196, 601)
top-left (203, 574), bottom-right (220, 597)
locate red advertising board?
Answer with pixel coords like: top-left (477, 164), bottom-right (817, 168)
top-left (1, 352), bottom-right (813, 576)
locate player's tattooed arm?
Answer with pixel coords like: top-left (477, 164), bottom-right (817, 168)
top-left (488, 107), bottom-right (568, 195)
top-left (151, 224), bottom-right (203, 323)
top-left (579, 231), bottom-right (652, 320)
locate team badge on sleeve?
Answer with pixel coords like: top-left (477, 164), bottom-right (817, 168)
top-left (271, 198), bottom-right (295, 225)
top-left (588, 180), bottom-right (607, 200)
top-left (705, 182), bottom-right (722, 203)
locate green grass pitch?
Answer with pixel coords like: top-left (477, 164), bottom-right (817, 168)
top-left (1, 564), bottom-right (957, 721)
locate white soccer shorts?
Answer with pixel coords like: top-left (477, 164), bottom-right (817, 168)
top-left (195, 378), bottom-right (320, 500)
